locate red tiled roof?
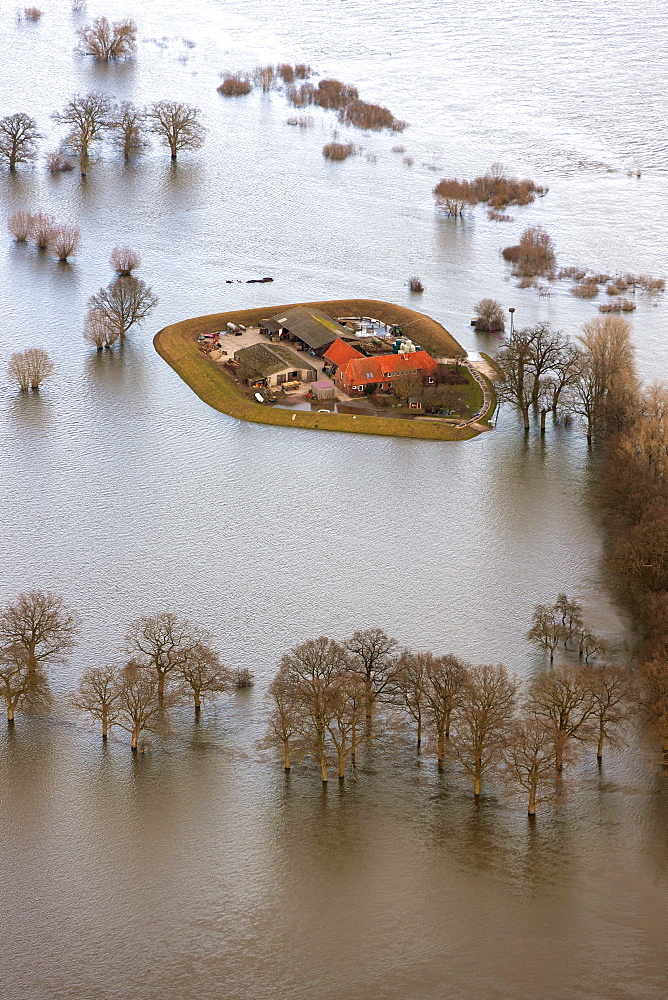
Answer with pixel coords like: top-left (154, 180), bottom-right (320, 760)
top-left (323, 338), bottom-right (365, 368)
top-left (341, 351), bottom-right (438, 385)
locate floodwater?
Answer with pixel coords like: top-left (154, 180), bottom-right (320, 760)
top-left (0, 2), bottom-right (666, 998)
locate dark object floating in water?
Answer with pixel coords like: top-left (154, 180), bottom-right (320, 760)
top-left (226, 280), bottom-right (234, 284)
top-left (246, 277), bottom-right (274, 283)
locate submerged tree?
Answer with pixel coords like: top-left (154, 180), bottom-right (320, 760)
top-left (503, 717), bottom-right (559, 816)
top-left (393, 649), bottom-right (430, 750)
top-left (87, 277), bottom-right (158, 340)
top-left (525, 664), bottom-right (595, 771)
top-left (344, 627), bottom-right (397, 727)
top-left (70, 665), bottom-right (122, 739)
top-left (0, 112), bottom-right (40, 171)
top-left (423, 653), bottom-right (470, 762)
top-left (266, 671), bottom-right (303, 771)
top-left (83, 308), bottom-right (119, 350)
top-left (178, 642), bottom-right (232, 716)
top-left (8, 348), bottom-right (55, 390)
top-left (124, 611), bottom-right (207, 700)
top-left (0, 646), bottom-right (51, 723)
top-left (109, 246), bottom-right (140, 276)
top-left (7, 210), bottom-right (32, 241)
top-left (0, 590), bottom-right (78, 675)
top-left (146, 100), bottom-right (205, 159)
top-left (48, 224), bottom-right (81, 261)
top-left (473, 298), bottom-right (505, 333)
top-left (115, 663), bottom-right (177, 750)
top-left (109, 101), bottom-right (147, 160)
top-left (77, 17), bottom-right (137, 61)
top-left (53, 93), bottom-right (112, 176)
top-left (451, 663), bottom-right (517, 796)
top-left (433, 178), bottom-right (477, 216)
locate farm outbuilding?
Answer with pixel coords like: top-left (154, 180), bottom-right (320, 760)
top-left (311, 379), bottom-right (336, 400)
top-left (234, 343), bottom-right (316, 388)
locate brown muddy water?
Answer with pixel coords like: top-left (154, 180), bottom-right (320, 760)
top-left (0, 2), bottom-right (666, 998)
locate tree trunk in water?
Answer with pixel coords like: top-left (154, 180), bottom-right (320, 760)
top-left (597, 724), bottom-right (604, 760)
top-left (28, 645), bottom-right (38, 674)
top-left (528, 776), bottom-right (537, 816)
top-left (474, 775), bottom-right (481, 797)
top-left (194, 691), bottom-right (201, 717)
top-left (320, 753), bottom-right (328, 783)
top-left (102, 708), bottom-right (108, 740)
top-left (555, 742), bottom-right (564, 771)
top-left (283, 742), bottom-right (291, 771)
top-left (437, 729), bottom-right (445, 763)
top-left (338, 749), bottom-right (346, 780)
top-left (416, 714), bottom-right (421, 751)
top-left (7, 703), bottom-right (14, 722)
top-left (522, 406), bottom-right (530, 432)
top-left (540, 408), bottom-right (548, 434)
top-left (586, 415), bottom-right (593, 442)
top-left (157, 671), bottom-right (165, 701)
top-left (351, 718), bottom-right (357, 767)
top-left (131, 728), bottom-right (139, 750)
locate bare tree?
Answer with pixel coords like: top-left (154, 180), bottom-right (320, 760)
top-left (178, 642), bottom-right (232, 716)
top-left (393, 649), bottom-right (429, 749)
top-left (554, 593), bottom-right (584, 647)
top-left (28, 211), bottom-right (56, 249)
top-left (344, 627), bottom-right (397, 727)
top-left (0, 112), bottom-right (40, 171)
top-left (0, 646), bottom-right (51, 722)
top-left (0, 590), bottom-right (78, 675)
top-left (109, 101), bottom-right (146, 159)
top-left (278, 636), bottom-right (348, 782)
top-left (569, 316), bottom-right (638, 441)
top-left (526, 603), bottom-right (568, 663)
top-left (584, 663), bottom-right (634, 761)
top-left (77, 16), bottom-right (137, 61)
top-left (253, 65), bottom-right (275, 92)
top-left (636, 658), bottom-right (668, 765)
top-left (83, 308), bottom-right (119, 350)
top-left (7, 210), bottom-right (31, 241)
top-left (575, 629), bottom-right (608, 664)
top-left (525, 664), bottom-right (595, 771)
top-left (495, 330), bottom-right (535, 431)
top-left (473, 298), bottom-right (505, 333)
top-left (48, 223), bottom-right (80, 261)
top-left (266, 671), bottom-right (302, 770)
top-left (325, 671), bottom-right (367, 779)
top-left (110, 246), bottom-right (140, 276)
top-left (53, 93), bottom-right (112, 176)
top-left (502, 717), bottom-right (559, 815)
top-left (451, 663), bottom-right (518, 796)
top-left (146, 100), bottom-right (205, 160)
top-left (8, 348), bottom-right (55, 390)
top-left (70, 665), bottom-right (121, 739)
top-left (124, 611), bottom-right (208, 701)
top-left (423, 653), bottom-right (469, 762)
top-left (87, 277), bottom-right (158, 339)
top-left (115, 663), bottom-right (178, 750)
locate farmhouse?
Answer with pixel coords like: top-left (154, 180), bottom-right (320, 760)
top-left (234, 343), bottom-right (316, 388)
top-left (336, 350), bottom-right (439, 396)
top-left (322, 337), bottom-right (365, 374)
top-left (260, 307), bottom-right (359, 356)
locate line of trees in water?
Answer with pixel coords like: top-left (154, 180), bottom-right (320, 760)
top-left (1, 592), bottom-right (665, 815)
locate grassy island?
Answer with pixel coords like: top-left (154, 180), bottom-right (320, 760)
top-left (154, 299), bottom-right (493, 441)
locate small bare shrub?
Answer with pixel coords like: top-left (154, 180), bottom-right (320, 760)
top-left (217, 74), bottom-right (252, 97)
top-left (637, 275), bottom-right (665, 293)
top-left (589, 273), bottom-right (611, 284)
top-left (434, 178), bottom-right (477, 216)
top-left (502, 225), bottom-right (556, 279)
top-left (46, 150), bottom-right (75, 172)
top-left (23, 7), bottom-right (42, 20)
top-left (488, 209), bottom-right (511, 221)
top-left (253, 65), bottom-right (275, 92)
top-left (338, 100), bottom-right (405, 131)
top-left (606, 283), bottom-right (622, 295)
top-left (472, 166), bottom-right (548, 209)
top-left (8, 210), bottom-right (31, 241)
top-left (277, 63), bottom-right (294, 83)
top-left (110, 246), bottom-right (141, 275)
top-left (286, 115), bottom-right (313, 128)
top-left (28, 211), bottom-right (56, 249)
top-left (571, 282), bottom-right (598, 299)
top-left (83, 308), bottom-right (119, 350)
top-left (409, 277), bottom-right (424, 293)
top-left (403, 156), bottom-right (414, 166)
top-left (234, 667), bottom-right (254, 688)
top-left (558, 267), bottom-right (586, 280)
top-left (49, 224), bottom-right (80, 261)
top-left (315, 79), bottom-right (359, 110)
top-left (599, 298), bottom-right (636, 313)
top-left (8, 347), bottom-right (54, 390)
top-left (294, 64), bottom-right (311, 79)
top-left (392, 145), bottom-right (406, 153)
top-left (286, 82), bottom-right (315, 107)
top-left (323, 142), bottom-right (356, 161)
